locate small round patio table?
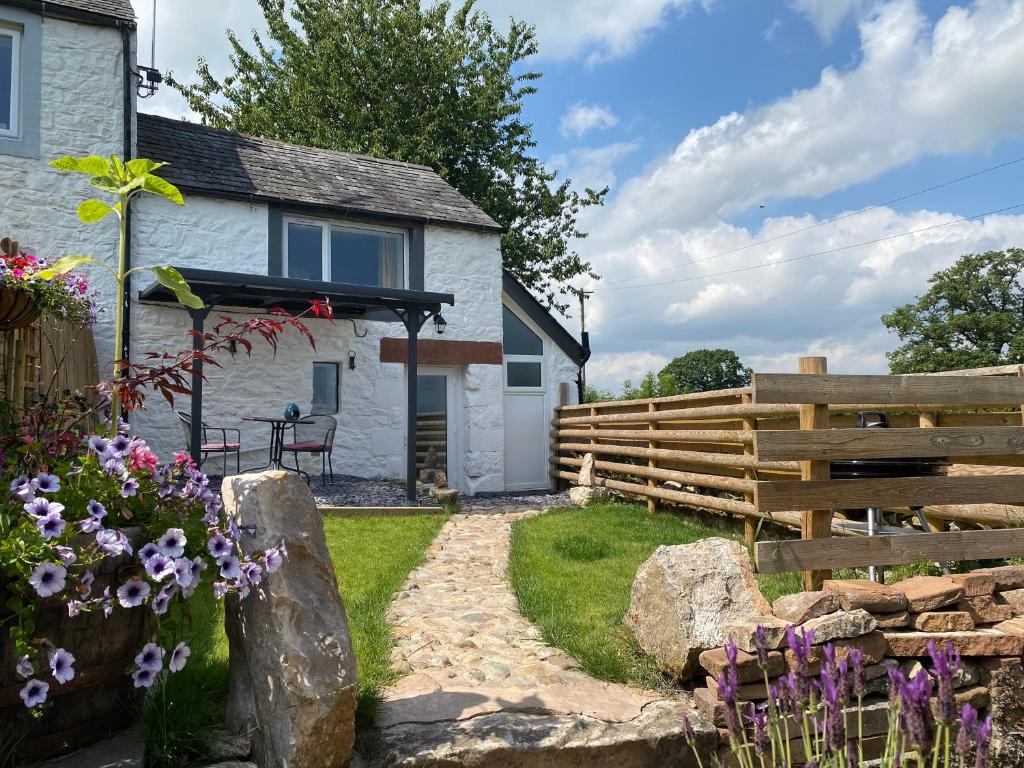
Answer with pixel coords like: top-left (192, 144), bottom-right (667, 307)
top-left (241, 415), bottom-right (315, 474)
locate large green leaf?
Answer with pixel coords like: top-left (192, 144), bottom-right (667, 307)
top-left (126, 158), bottom-right (166, 176)
top-left (35, 255), bottom-right (93, 281)
top-left (142, 174), bottom-right (185, 205)
top-left (77, 199), bottom-right (116, 223)
top-left (151, 266), bottom-right (205, 310)
top-left (49, 155), bottom-right (111, 175)
top-left (88, 176), bottom-right (121, 194)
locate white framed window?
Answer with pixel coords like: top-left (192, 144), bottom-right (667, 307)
top-left (312, 362), bottom-right (339, 414)
top-left (502, 306), bottom-right (544, 390)
top-left (0, 27), bottom-right (20, 138)
top-left (283, 215), bottom-right (408, 289)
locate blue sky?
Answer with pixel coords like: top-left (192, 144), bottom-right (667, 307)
top-left (140, 0), bottom-right (1024, 391)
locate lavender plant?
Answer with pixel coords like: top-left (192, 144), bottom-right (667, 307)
top-left (682, 626), bottom-right (992, 768)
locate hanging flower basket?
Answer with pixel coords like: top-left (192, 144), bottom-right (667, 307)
top-left (0, 285), bottom-right (41, 331)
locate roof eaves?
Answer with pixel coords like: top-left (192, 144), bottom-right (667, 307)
top-left (1, 0), bottom-right (134, 25)
top-left (501, 271), bottom-right (585, 366)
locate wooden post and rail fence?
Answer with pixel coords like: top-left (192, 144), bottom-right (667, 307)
top-left (551, 358), bottom-right (1024, 589)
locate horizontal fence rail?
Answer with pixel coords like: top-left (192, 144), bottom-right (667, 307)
top-left (553, 358), bottom-right (1024, 588)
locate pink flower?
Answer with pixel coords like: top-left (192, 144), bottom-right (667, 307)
top-left (128, 443), bottom-right (158, 472)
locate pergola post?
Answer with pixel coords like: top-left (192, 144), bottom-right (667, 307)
top-left (188, 308), bottom-right (209, 467)
top-left (406, 313), bottom-right (419, 502)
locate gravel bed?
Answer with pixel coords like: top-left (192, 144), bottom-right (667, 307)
top-left (310, 474), bottom-right (571, 512)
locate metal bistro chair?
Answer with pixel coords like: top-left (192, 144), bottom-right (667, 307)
top-left (282, 413), bottom-right (337, 485)
top-left (177, 411), bottom-right (242, 476)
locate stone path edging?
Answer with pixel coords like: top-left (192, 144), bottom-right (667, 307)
top-left (356, 511), bottom-right (714, 767)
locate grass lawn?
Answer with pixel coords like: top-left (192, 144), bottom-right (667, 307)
top-left (508, 501), bottom-right (801, 690)
top-left (144, 512), bottom-right (445, 767)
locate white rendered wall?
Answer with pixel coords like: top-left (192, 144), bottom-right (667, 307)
top-left (0, 15), bottom-right (129, 372)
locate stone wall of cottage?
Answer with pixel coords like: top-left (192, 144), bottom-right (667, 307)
top-left (0, 13), bottom-right (129, 369)
top-left (129, 197), bottom-right (507, 494)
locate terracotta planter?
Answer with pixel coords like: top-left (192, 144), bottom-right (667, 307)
top-left (0, 533), bottom-right (152, 764)
top-left (0, 286), bottom-right (40, 331)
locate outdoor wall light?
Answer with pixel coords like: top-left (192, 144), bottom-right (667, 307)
top-left (348, 350), bottom-right (356, 370)
top-left (433, 314), bottom-right (447, 335)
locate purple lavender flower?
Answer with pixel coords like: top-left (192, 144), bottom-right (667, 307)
top-left (36, 510), bottom-right (66, 539)
top-left (135, 642), bottom-right (165, 673)
top-left (753, 624), bottom-right (769, 669)
top-left (19, 679), bottom-right (48, 707)
top-left (899, 670), bottom-right (936, 755)
top-left (846, 740), bottom-right (858, 768)
top-left (49, 648), bottom-right (75, 684)
top-left (16, 655), bottom-right (33, 679)
top-left (132, 666), bottom-right (157, 688)
top-left (976, 716), bottom-right (992, 768)
top-left (849, 647), bottom-right (866, 697)
top-left (218, 554), bottom-right (240, 580)
top-left (751, 706), bottom-right (769, 755)
top-left (169, 641), bottom-right (190, 673)
top-left (117, 578), bottom-right (151, 608)
top-left (158, 527), bottom-right (186, 558)
top-left (927, 640), bottom-right (961, 725)
top-left (207, 533), bottom-right (230, 559)
top-left (681, 715), bottom-right (697, 746)
top-left (29, 562), bottom-right (67, 597)
top-left (958, 703), bottom-right (979, 757)
top-left (32, 472), bottom-right (61, 494)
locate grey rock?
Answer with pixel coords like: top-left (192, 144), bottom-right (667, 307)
top-left (569, 485), bottom-right (610, 506)
top-left (428, 486), bottom-right (459, 504)
top-left (722, 615), bottom-right (788, 653)
top-left (579, 453), bottom-right (596, 486)
top-left (223, 471), bottom-right (358, 768)
top-left (801, 609), bottom-right (877, 644)
top-left (625, 538), bottom-right (771, 679)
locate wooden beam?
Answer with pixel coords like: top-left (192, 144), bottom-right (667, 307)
top-left (557, 386), bottom-right (750, 412)
top-left (551, 455), bottom-right (756, 493)
top-left (554, 428), bottom-right (752, 443)
top-left (755, 475), bottom-right (1024, 514)
top-left (752, 373), bottom-right (1024, 406)
top-left (754, 528), bottom-right (1024, 574)
top-left (753, 426), bottom-right (1024, 461)
top-left (741, 391), bottom-right (757, 545)
top-left (554, 402), bottom-right (798, 426)
top-left (798, 356), bottom-right (831, 591)
top-left (556, 441), bottom-right (799, 470)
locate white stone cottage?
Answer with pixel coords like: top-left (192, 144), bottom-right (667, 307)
top-left (0, 0), bottom-right (586, 495)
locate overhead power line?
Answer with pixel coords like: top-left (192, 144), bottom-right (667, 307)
top-left (595, 201), bottom-right (1024, 292)
top-left (600, 153), bottom-right (1024, 288)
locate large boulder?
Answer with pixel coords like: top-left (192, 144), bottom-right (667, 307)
top-left (625, 538), bottom-right (771, 680)
top-left (223, 471), bottom-right (358, 768)
top-left (569, 485), bottom-right (610, 507)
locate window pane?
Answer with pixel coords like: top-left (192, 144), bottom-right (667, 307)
top-left (287, 223), bottom-right (323, 280)
top-left (0, 34), bottom-right (12, 133)
top-left (507, 361), bottom-right (542, 388)
top-left (416, 375), bottom-right (447, 480)
top-left (331, 226), bottom-right (405, 288)
top-left (312, 362), bottom-right (338, 414)
top-left (503, 307), bottom-right (543, 355)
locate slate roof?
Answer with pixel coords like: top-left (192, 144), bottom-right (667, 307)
top-left (137, 114), bottom-right (503, 233)
top-left (6, 0), bottom-right (136, 20)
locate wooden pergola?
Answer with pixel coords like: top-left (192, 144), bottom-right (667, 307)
top-left (139, 268), bottom-right (454, 501)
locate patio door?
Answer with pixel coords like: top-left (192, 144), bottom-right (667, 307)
top-left (415, 368), bottom-right (461, 490)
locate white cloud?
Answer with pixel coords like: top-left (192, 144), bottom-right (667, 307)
top-left (788, 0), bottom-right (868, 41)
top-left (763, 18), bottom-right (784, 42)
top-left (597, 0), bottom-right (1024, 247)
top-left (560, 103), bottom-right (620, 137)
top-left (586, 351), bottom-right (671, 392)
top-left (549, 142), bottom-right (638, 192)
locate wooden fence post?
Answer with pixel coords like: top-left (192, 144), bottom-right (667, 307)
top-left (918, 410), bottom-right (944, 533)
top-left (741, 392), bottom-right (757, 545)
top-left (799, 356), bottom-right (831, 590)
top-left (648, 402), bottom-right (658, 513)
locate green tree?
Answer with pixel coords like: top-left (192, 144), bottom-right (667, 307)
top-left (658, 349), bottom-right (751, 393)
top-left (168, 0), bottom-right (603, 313)
top-left (620, 370), bottom-right (678, 400)
top-left (882, 249), bottom-right (1024, 373)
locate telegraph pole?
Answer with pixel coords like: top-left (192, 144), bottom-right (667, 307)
top-left (578, 290), bottom-right (593, 394)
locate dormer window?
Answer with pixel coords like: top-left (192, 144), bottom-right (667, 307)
top-left (283, 216), bottom-right (407, 289)
top-left (0, 27), bottom-right (19, 137)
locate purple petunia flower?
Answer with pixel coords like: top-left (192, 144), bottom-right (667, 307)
top-left (110, 434), bottom-right (131, 456)
top-left (132, 666), bottom-right (157, 688)
top-left (29, 562), bottom-right (67, 597)
top-left (32, 472), bottom-right (61, 494)
top-left (144, 553), bottom-right (174, 581)
top-left (78, 570), bottom-right (94, 599)
top-left (16, 655), bottom-right (33, 679)
top-left (218, 554), bottom-right (240, 580)
top-left (24, 497), bottom-right (62, 518)
top-left (19, 679), bottom-right (48, 708)
top-left (138, 542), bottom-right (160, 562)
top-left (49, 648), bottom-right (75, 684)
top-left (169, 642), bottom-right (190, 673)
top-left (78, 516), bottom-right (102, 533)
top-left (36, 511), bottom-right (66, 539)
top-left (207, 534), bottom-right (230, 559)
top-left (264, 545), bottom-right (285, 574)
top-left (117, 578), bottom-right (151, 608)
top-left (54, 545), bottom-right (76, 565)
top-left (10, 474), bottom-right (33, 501)
top-left (67, 600), bottom-right (85, 617)
top-left (87, 499), bottom-right (106, 520)
top-left (242, 561), bottom-right (263, 585)
top-left (88, 435), bottom-right (110, 454)
top-left (235, 578), bottom-right (251, 599)
top-left (151, 585), bottom-right (175, 615)
top-left (212, 581), bottom-right (230, 599)
top-left (135, 642), bottom-right (164, 673)
top-left (96, 528), bottom-right (132, 556)
top-left (171, 557), bottom-right (194, 589)
top-left (158, 528), bottom-right (186, 558)
top-left (120, 476), bottom-right (139, 498)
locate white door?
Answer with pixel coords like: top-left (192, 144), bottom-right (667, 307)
top-left (503, 392), bottom-right (548, 490)
top-left (415, 367), bottom-right (463, 491)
